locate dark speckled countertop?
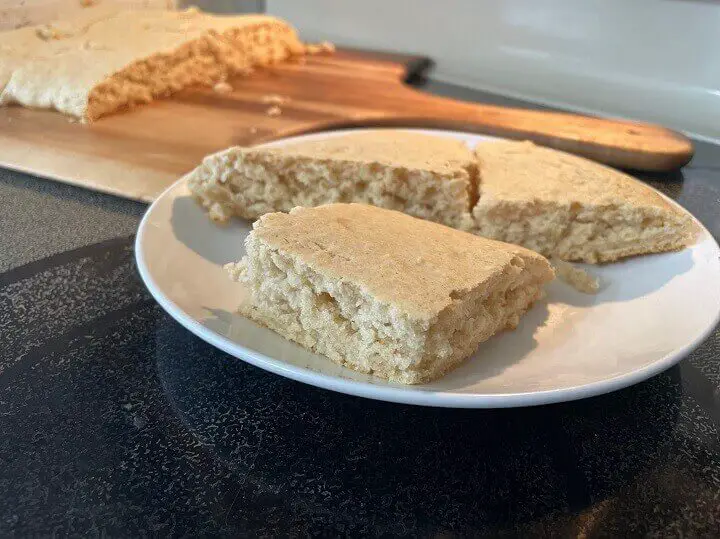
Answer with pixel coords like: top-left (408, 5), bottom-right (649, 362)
top-left (1, 80), bottom-right (719, 538)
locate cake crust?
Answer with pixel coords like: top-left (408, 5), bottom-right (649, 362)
top-left (474, 140), bottom-right (678, 208)
top-left (266, 131), bottom-right (477, 178)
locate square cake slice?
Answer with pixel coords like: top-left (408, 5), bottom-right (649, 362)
top-left (227, 203), bottom-right (554, 384)
top-left (187, 130), bottom-right (478, 230)
top-left (472, 141), bottom-right (694, 263)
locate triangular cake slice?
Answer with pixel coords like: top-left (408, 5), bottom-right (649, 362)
top-left (472, 141), bottom-right (694, 263)
top-left (228, 203), bottom-right (554, 384)
top-left (187, 131), bottom-right (478, 230)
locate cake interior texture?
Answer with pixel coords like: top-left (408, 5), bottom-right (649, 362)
top-left (229, 203), bottom-right (554, 384)
top-left (472, 141), bottom-right (694, 263)
top-left (187, 131), bottom-right (478, 229)
top-left (0, 7), bottom-right (305, 120)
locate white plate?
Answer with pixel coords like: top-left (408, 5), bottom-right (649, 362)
top-left (135, 128), bottom-right (720, 408)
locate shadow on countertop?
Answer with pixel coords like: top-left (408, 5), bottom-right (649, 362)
top-left (156, 313), bottom-right (684, 536)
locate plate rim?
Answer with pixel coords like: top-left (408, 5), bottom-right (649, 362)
top-left (135, 127), bottom-right (720, 408)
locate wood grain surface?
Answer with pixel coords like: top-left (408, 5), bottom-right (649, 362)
top-left (0, 49), bottom-right (694, 202)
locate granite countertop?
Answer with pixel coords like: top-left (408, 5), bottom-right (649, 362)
top-left (1, 81), bottom-right (719, 537)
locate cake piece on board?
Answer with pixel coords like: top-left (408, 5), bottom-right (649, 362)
top-left (0, 6), bottom-right (306, 120)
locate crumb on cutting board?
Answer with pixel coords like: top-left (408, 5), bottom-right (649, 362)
top-left (266, 105), bottom-right (282, 117)
top-left (35, 26), bottom-right (64, 40)
top-left (552, 258), bottom-right (600, 294)
top-left (306, 41), bottom-right (335, 55)
top-left (213, 81), bottom-right (233, 94)
top-left (261, 94), bottom-right (289, 105)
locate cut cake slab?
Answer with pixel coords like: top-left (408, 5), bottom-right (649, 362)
top-left (472, 141), bottom-right (694, 263)
top-left (189, 131), bottom-right (694, 264)
top-left (227, 203), bottom-right (554, 384)
top-left (187, 131), bottom-right (478, 230)
top-left (0, 6), bottom-right (306, 121)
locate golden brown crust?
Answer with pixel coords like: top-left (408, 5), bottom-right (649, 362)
top-left (474, 140), bottom-right (686, 212)
top-left (266, 131), bottom-right (477, 178)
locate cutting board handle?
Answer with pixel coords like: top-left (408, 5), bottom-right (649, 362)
top-left (358, 88), bottom-right (695, 171)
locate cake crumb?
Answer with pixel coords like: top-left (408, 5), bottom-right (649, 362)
top-left (213, 81), bottom-right (233, 94)
top-left (552, 258), bottom-right (600, 294)
top-left (261, 94), bottom-right (289, 105)
top-left (306, 41), bottom-right (335, 55)
top-left (36, 26), bottom-right (61, 40)
top-left (266, 106), bottom-right (282, 117)
top-left (181, 6), bottom-right (201, 17)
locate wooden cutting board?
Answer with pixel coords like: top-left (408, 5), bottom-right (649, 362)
top-left (0, 49), bottom-right (694, 203)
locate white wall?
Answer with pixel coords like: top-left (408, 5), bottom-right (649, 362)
top-left (268, 0), bottom-right (720, 141)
